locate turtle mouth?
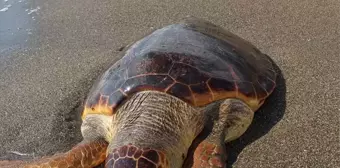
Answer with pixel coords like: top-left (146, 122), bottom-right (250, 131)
top-left (104, 144), bottom-right (169, 168)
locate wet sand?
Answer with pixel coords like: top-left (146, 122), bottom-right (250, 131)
top-left (0, 0), bottom-right (339, 167)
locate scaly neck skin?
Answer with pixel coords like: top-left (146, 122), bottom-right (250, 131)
top-left (108, 91), bottom-right (205, 167)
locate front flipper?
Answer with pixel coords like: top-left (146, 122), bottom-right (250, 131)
top-left (192, 140), bottom-right (226, 168)
top-left (0, 139), bottom-right (108, 168)
top-left (0, 114), bottom-right (114, 168)
top-left (192, 99), bottom-right (254, 168)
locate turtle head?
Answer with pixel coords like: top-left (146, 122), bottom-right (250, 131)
top-left (105, 144), bottom-right (169, 167)
top-left (104, 91), bottom-right (205, 168)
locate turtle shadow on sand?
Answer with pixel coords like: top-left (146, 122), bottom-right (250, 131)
top-left (225, 55), bottom-right (286, 167)
top-left (48, 51), bottom-right (123, 159)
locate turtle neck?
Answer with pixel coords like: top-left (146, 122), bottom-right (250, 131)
top-left (107, 91), bottom-right (205, 168)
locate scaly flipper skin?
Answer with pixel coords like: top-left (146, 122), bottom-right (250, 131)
top-left (192, 141), bottom-right (226, 168)
top-left (192, 99), bottom-right (254, 167)
top-left (0, 140), bottom-right (108, 168)
top-left (105, 144), bottom-right (169, 168)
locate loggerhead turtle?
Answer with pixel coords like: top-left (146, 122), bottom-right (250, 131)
top-left (1, 17), bottom-right (276, 168)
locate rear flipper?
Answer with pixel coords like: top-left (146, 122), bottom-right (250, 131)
top-left (192, 99), bottom-right (254, 168)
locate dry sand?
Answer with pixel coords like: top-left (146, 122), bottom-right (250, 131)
top-left (0, 0), bottom-right (339, 167)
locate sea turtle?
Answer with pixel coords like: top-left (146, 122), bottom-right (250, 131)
top-left (1, 17), bottom-right (276, 168)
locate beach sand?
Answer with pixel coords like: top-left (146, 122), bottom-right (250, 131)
top-left (0, 0), bottom-right (339, 167)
